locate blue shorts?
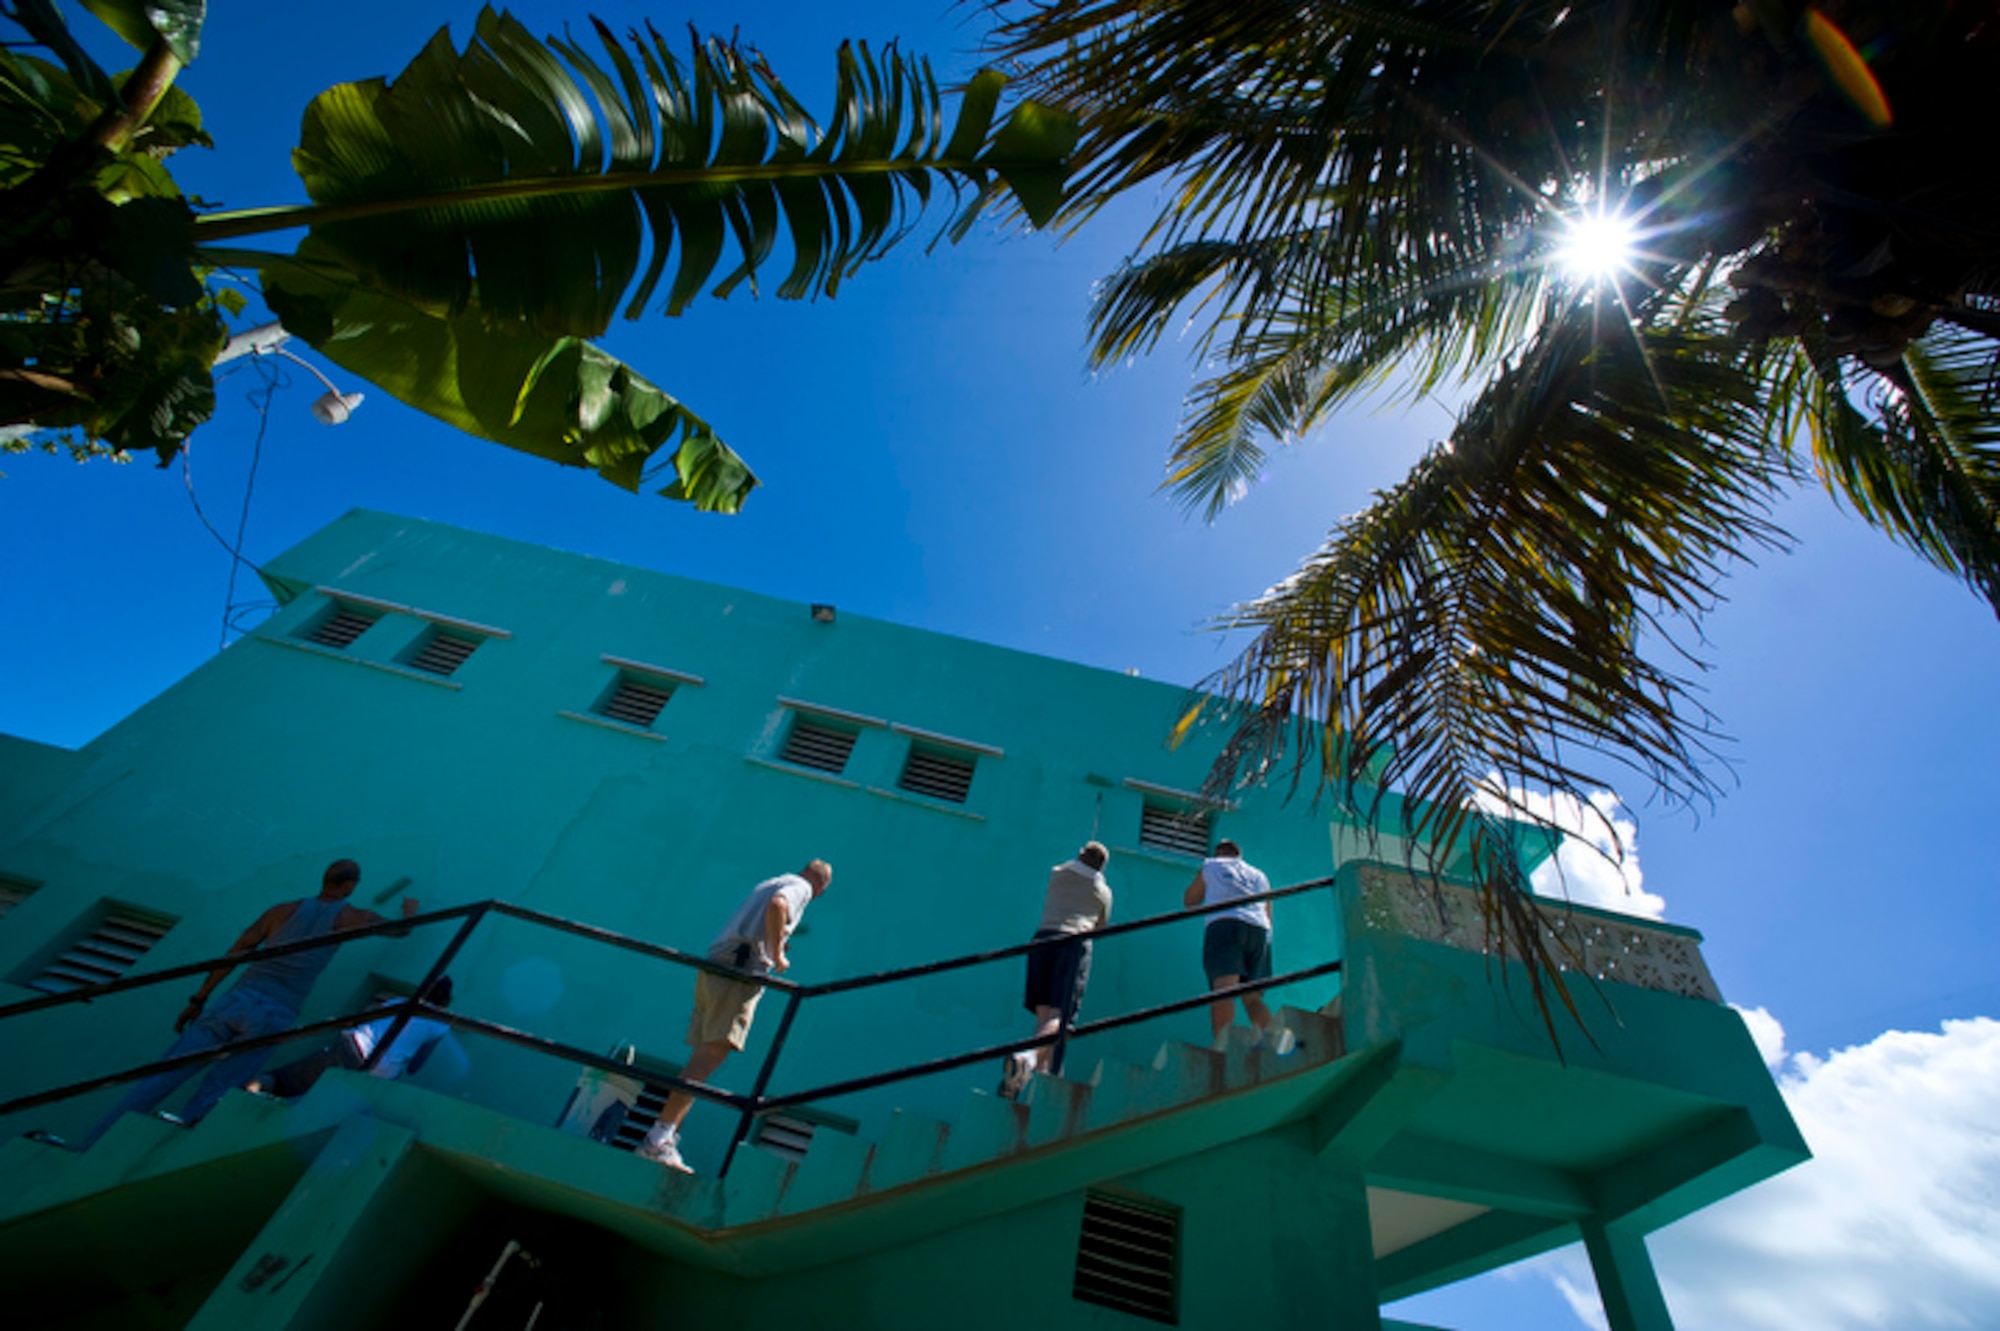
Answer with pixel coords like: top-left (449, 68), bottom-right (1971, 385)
top-left (1202, 918), bottom-right (1272, 985)
top-left (1023, 929), bottom-right (1092, 1018)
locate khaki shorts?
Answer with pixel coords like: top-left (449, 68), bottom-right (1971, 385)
top-left (688, 968), bottom-right (765, 1050)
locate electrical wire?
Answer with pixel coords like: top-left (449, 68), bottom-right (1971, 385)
top-left (180, 358), bottom-right (280, 649)
top-left (221, 357), bottom-right (279, 645)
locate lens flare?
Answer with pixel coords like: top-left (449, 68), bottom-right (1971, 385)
top-left (1556, 209), bottom-right (1640, 282)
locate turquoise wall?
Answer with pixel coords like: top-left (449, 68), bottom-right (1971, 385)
top-left (611, 1126), bottom-right (1380, 1331)
top-left (0, 511), bottom-right (1363, 1164)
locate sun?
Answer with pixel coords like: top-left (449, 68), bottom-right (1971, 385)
top-left (1555, 208), bottom-right (1640, 282)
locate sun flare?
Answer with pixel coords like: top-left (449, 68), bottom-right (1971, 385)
top-left (1556, 209), bottom-right (1640, 282)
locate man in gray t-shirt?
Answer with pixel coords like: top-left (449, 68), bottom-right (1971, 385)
top-left (1001, 841), bottom-right (1111, 1098)
top-left (639, 858), bottom-right (832, 1173)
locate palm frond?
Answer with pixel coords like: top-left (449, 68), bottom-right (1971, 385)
top-left (1184, 298), bottom-right (1783, 1000)
top-left (194, 7), bottom-right (1075, 336)
top-left (1120, 224), bottom-right (1567, 516)
top-left (1796, 327), bottom-right (2000, 609)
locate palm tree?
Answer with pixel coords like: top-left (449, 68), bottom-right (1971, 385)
top-left (994, 0), bottom-right (2000, 1006)
top-left (1, 3), bottom-right (1073, 510)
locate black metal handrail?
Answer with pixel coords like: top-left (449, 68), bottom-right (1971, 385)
top-left (756, 959), bottom-right (1347, 1113)
top-left (793, 876), bottom-right (1337, 998)
top-left (0, 902), bottom-right (484, 1023)
top-left (0, 876), bottom-right (1346, 1175)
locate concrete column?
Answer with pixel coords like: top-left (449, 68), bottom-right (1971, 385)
top-left (1580, 1218), bottom-right (1676, 1331)
top-left (186, 1115), bottom-right (415, 1331)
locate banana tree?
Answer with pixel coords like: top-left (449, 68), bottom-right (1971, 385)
top-left (0, 1), bottom-right (1074, 510)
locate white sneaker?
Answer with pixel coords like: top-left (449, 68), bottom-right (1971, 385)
top-left (1271, 1027), bottom-right (1299, 1057)
top-left (999, 1051), bottom-right (1036, 1099)
top-left (636, 1125), bottom-right (692, 1173)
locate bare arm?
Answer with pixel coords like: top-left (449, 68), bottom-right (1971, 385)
top-left (763, 896), bottom-right (793, 974)
top-left (336, 897), bottom-right (421, 936)
top-left (177, 903), bottom-right (288, 1030)
top-left (1182, 872), bottom-right (1206, 910)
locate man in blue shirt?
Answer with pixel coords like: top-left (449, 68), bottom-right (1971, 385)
top-left (248, 975), bottom-right (459, 1097)
top-left (76, 859), bottom-right (417, 1149)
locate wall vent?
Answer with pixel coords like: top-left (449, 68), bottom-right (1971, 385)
top-left (898, 748), bottom-right (975, 804)
top-left (609, 1077), bottom-right (676, 1152)
top-left (598, 677), bottom-right (673, 729)
top-left (751, 1111), bottom-right (817, 1162)
top-left (406, 632), bottom-right (480, 677)
top-left (606, 1079), bottom-right (839, 1163)
top-left (1138, 803), bottom-right (1212, 858)
top-left (780, 718), bottom-right (858, 774)
top-left (305, 606), bottom-right (380, 650)
top-left (1073, 1191), bottom-right (1181, 1325)
top-left (28, 907), bottom-right (175, 994)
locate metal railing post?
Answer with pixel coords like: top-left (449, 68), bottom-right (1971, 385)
top-left (359, 903), bottom-right (488, 1074)
top-left (718, 988), bottom-right (802, 1178)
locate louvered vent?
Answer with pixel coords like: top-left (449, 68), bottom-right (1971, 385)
top-left (752, 1112), bottom-right (817, 1162)
top-left (1138, 804), bottom-right (1212, 858)
top-left (898, 748), bottom-right (975, 803)
top-left (305, 606), bottom-right (379, 650)
top-left (0, 875), bottom-right (35, 921)
top-left (780, 718), bottom-right (857, 774)
top-left (604, 1084), bottom-right (823, 1162)
top-left (598, 677), bottom-right (672, 729)
top-left (609, 1078), bottom-right (675, 1152)
top-left (407, 632), bottom-right (480, 677)
top-left (1073, 1192), bottom-right (1181, 1325)
top-left (28, 907), bottom-right (175, 994)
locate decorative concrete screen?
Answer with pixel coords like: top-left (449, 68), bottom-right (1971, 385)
top-left (1356, 864), bottom-right (1724, 1002)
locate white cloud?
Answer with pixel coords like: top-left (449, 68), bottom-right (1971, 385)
top-left (1480, 783), bottom-right (1668, 919)
top-left (1733, 1003), bottom-right (1789, 1071)
top-left (1550, 1273), bottom-right (1610, 1331)
top-left (1534, 1013), bottom-right (2000, 1329)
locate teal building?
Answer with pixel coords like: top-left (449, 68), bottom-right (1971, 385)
top-left (0, 512), bottom-right (1806, 1329)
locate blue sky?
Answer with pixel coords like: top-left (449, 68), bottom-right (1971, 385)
top-left (4, 4), bottom-right (1997, 1326)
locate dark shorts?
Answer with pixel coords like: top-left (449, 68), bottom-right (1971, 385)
top-left (1202, 918), bottom-right (1272, 986)
top-left (263, 1034), bottom-right (364, 1099)
top-left (1023, 929), bottom-right (1093, 1018)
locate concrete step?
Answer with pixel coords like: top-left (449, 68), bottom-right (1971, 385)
top-left (0, 1133), bottom-right (83, 1222)
top-left (1216, 1023), bottom-right (1273, 1087)
top-left (1020, 1072), bottom-right (1091, 1148)
top-left (1150, 1040), bottom-right (1225, 1102)
top-left (193, 1087), bottom-right (295, 1142)
top-left (779, 1128), bottom-right (871, 1216)
top-left (1082, 1057), bottom-right (1163, 1131)
top-left (720, 1138), bottom-right (795, 1224)
top-left (1284, 1003), bottom-right (1344, 1060)
top-left (862, 1109), bottom-right (950, 1192)
top-left (940, 1089), bottom-right (1026, 1172)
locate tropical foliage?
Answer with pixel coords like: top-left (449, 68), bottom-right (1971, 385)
top-left (995, 0), bottom-right (2000, 1005)
top-left (1, 1), bottom-right (1073, 509)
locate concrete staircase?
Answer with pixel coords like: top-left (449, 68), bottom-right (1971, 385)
top-left (1, 1004), bottom-right (1353, 1276)
top-left (742, 1003), bottom-right (1346, 1224)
